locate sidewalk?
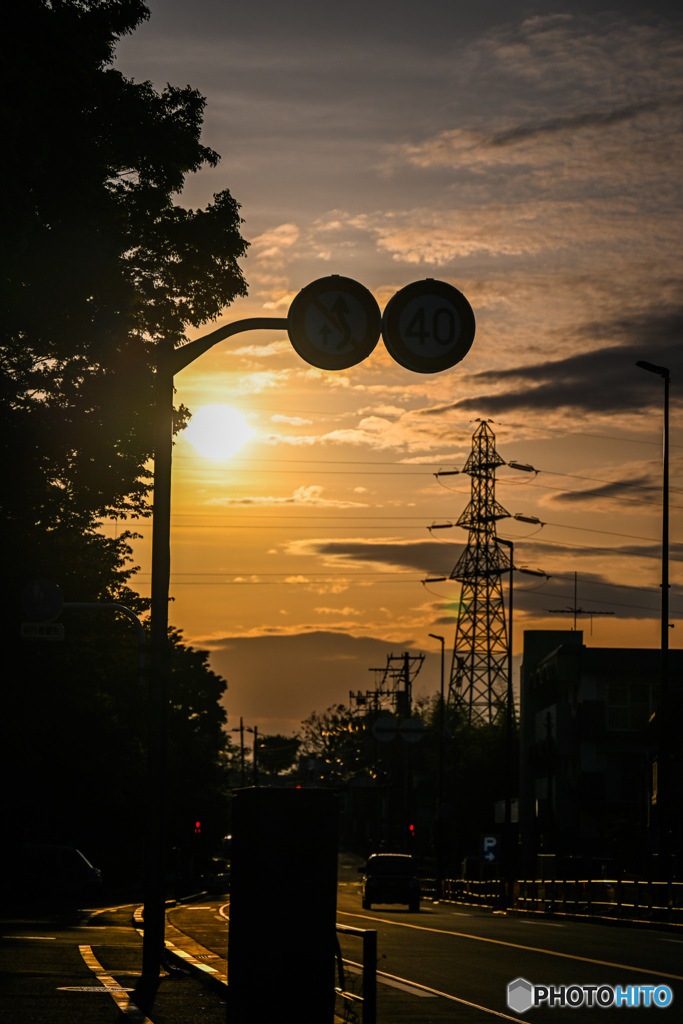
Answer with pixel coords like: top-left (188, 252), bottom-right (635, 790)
top-left (162, 903), bottom-right (349, 1023)
top-left (0, 898), bottom-right (350, 1023)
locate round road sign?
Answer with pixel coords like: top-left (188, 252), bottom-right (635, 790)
top-left (382, 279), bottom-right (475, 373)
top-left (288, 275), bottom-right (381, 370)
top-left (371, 714), bottom-right (398, 742)
top-left (399, 717), bottom-right (425, 743)
top-left (21, 579), bottom-right (64, 622)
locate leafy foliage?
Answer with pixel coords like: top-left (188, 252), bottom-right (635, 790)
top-left (256, 733), bottom-right (301, 776)
top-left (1, 0), bottom-right (248, 526)
top-left (1, 0), bottom-right (247, 886)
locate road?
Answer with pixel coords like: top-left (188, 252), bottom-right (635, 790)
top-left (0, 902), bottom-right (227, 1024)
top-left (333, 869), bottom-right (683, 1021)
top-left (2, 871), bottom-right (681, 1023)
top-left (161, 856), bottom-right (683, 1022)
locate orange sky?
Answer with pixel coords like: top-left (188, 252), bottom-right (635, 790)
top-left (110, 1), bottom-right (683, 734)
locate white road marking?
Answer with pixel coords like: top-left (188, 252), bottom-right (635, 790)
top-left (520, 920), bottom-right (564, 928)
top-left (79, 945), bottom-right (154, 1022)
top-left (164, 939), bottom-right (220, 975)
top-left (348, 962), bottom-right (525, 1020)
top-left (344, 962), bottom-right (436, 998)
top-left (336, 910), bottom-right (683, 981)
top-left (3, 935), bottom-right (56, 940)
top-left (58, 985), bottom-right (133, 993)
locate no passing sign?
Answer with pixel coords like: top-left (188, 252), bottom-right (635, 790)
top-left (382, 279), bottom-right (475, 373)
top-left (287, 275), bottom-right (381, 370)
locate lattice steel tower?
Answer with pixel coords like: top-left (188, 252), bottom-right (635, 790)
top-left (448, 421), bottom-right (511, 724)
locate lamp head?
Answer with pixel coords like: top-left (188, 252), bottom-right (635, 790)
top-left (636, 360), bottom-right (670, 379)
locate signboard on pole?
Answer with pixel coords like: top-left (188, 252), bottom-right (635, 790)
top-left (482, 834), bottom-right (500, 864)
top-left (21, 579), bottom-right (64, 622)
top-left (382, 279), bottom-right (475, 373)
top-left (21, 621), bottom-right (65, 641)
top-left (288, 276), bottom-right (381, 370)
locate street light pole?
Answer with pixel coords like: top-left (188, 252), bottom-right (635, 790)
top-left (497, 539), bottom-right (515, 907)
top-left (429, 633), bottom-right (445, 897)
top-left (635, 359), bottom-right (671, 871)
top-left (142, 317), bottom-right (287, 982)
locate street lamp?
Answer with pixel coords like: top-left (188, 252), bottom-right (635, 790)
top-left (232, 717), bottom-right (247, 787)
top-left (497, 539), bottom-right (516, 906)
top-left (245, 724), bottom-right (259, 786)
top-left (428, 633), bottom-right (445, 897)
top-left (143, 317), bottom-right (287, 982)
top-left (497, 540), bottom-right (547, 907)
top-left (635, 359), bottom-right (671, 870)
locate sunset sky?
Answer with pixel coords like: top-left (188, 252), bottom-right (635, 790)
top-left (113, 0), bottom-right (683, 735)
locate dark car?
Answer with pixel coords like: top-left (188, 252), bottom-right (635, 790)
top-left (4, 844), bottom-right (102, 906)
top-left (361, 853), bottom-right (420, 912)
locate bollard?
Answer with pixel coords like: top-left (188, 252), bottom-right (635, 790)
top-left (227, 788), bottom-right (339, 1024)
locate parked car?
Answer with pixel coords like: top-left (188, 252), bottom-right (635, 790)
top-left (361, 853), bottom-right (420, 912)
top-left (5, 844), bottom-right (102, 905)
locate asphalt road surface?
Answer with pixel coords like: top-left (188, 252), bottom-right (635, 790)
top-left (162, 858), bottom-right (683, 1022)
top-left (2, 871), bottom-right (682, 1023)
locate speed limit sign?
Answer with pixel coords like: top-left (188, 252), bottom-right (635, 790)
top-left (382, 279), bottom-right (475, 373)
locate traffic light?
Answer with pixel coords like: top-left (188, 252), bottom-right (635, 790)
top-left (194, 820), bottom-right (201, 834)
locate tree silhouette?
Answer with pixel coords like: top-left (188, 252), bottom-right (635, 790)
top-left (1, 1), bottom-right (247, 886)
top-left (1, 0), bottom-right (248, 529)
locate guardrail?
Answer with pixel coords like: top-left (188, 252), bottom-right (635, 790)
top-left (423, 877), bottom-right (683, 927)
top-left (516, 878), bottom-right (683, 926)
top-left (335, 923), bottom-right (377, 1024)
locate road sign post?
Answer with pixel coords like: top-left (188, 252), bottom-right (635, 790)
top-left (142, 274), bottom-right (477, 981)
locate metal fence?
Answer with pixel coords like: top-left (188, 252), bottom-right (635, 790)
top-left (335, 923), bottom-right (377, 1024)
top-left (422, 877), bottom-right (683, 926)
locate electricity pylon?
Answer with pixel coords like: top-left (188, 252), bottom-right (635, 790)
top-left (448, 421), bottom-right (512, 725)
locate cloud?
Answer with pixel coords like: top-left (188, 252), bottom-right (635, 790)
top-left (204, 631), bottom-right (439, 734)
top-left (314, 606), bottom-right (362, 616)
top-left (286, 537), bottom-right (463, 575)
top-left (232, 340), bottom-right (292, 358)
top-left (270, 413), bottom-right (313, 425)
top-left (548, 470), bottom-right (662, 509)
top-left (437, 310), bottom-right (683, 418)
top-left (250, 223), bottom-right (301, 265)
top-left (207, 485), bottom-right (370, 508)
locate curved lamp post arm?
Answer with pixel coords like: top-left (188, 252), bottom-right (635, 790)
top-left (169, 317), bottom-right (288, 375)
top-left (144, 316), bottom-right (288, 981)
top-left (63, 602), bottom-right (146, 682)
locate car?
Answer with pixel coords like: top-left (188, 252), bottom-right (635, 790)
top-left (361, 853), bottom-right (420, 912)
top-left (4, 844), bottom-right (102, 905)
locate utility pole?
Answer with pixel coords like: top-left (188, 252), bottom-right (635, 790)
top-left (636, 359), bottom-right (672, 872)
top-left (429, 633), bottom-right (446, 896)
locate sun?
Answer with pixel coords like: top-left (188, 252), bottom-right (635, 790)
top-left (184, 404), bottom-right (255, 459)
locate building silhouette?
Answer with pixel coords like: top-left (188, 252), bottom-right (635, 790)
top-left (518, 630), bottom-right (683, 876)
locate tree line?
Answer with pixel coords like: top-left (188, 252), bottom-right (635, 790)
top-left (1, 0), bottom-right (248, 889)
